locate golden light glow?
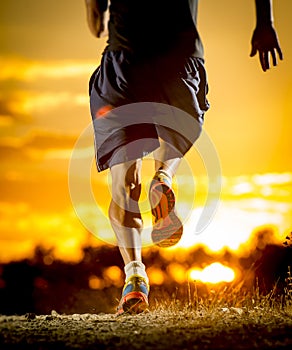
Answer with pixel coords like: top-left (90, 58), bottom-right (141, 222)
top-left (147, 266), bottom-right (165, 285)
top-left (174, 172), bottom-right (291, 253)
top-left (103, 266), bottom-right (124, 287)
top-left (167, 263), bottom-right (186, 284)
top-left (0, 203), bottom-right (91, 263)
top-left (89, 275), bottom-right (104, 290)
top-left (0, 171), bottom-right (291, 267)
top-left (189, 263), bottom-right (235, 284)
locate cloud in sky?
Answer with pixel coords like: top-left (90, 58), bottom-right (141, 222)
top-left (0, 57), bottom-right (96, 82)
top-left (0, 91), bottom-right (32, 124)
top-left (0, 57), bottom-right (97, 206)
top-left (0, 131), bottom-right (78, 157)
top-left (0, 57), bottom-right (96, 140)
top-left (0, 201), bottom-right (94, 264)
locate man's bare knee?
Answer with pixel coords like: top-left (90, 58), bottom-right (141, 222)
top-left (109, 160), bottom-right (142, 227)
top-left (111, 160), bottom-right (142, 199)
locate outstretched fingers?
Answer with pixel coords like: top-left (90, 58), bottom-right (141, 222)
top-left (257, 47), bottom-right (283, 72)
top-left (259, 51), bottom-right (267, 72)
top-left (276, 44), bottom-right (283, 61)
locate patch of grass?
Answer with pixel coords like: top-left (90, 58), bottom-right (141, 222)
top-left (150, 267), bottom-right (292, 318)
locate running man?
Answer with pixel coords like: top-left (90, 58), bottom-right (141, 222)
top-left (84, 0), bottom-right (282, 315)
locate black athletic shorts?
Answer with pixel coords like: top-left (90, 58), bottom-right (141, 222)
top-left (89, 50), bottom-right (209, 172)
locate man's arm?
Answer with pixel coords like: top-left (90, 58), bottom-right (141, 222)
top-left (85, 0), bottom-right (109, 38)
top-left (250, 0), bottom-right (283, 72)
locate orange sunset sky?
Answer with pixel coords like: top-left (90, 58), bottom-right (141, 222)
top-left (0, 0), bottom-right (291, 264)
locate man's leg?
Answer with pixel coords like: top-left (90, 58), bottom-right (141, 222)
top-left (153, 140), bottom-right (182, 177)
top-left (109, 159), bottom-right (149, 314)
top-left (109, 159), bottom-right (143, 263)
top-left (150, 141), bottom-right (183, 247)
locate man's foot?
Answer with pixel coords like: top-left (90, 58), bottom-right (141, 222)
top-left (116, 276), bottom-right (149, 315)
top-left (149, 171), bottom-right (183, 247)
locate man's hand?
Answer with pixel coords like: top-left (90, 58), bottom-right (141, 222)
top-left (251, 0), bottom-right (283, 72)
top-left (250, 25), bottom-right (283, 72)
top-left (85, 0), bottom-right (108, 38)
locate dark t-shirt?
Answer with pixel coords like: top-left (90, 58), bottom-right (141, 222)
top-left (105, 0), bottom-right (204, 58)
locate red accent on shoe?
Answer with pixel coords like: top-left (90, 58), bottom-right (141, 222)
top-left (116, 291), bottom-right (149, 315)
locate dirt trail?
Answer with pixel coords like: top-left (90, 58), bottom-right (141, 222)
top-left (0, 308), bottom-right (292, 349)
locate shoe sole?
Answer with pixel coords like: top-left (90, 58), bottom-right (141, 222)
top-left (149, 182), bottom-right (183, 247)
top-left (116, 291), bottom-right (149, 316)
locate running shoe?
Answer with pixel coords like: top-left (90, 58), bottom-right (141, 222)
top-left (116, 276), bottom-right (149, 315)
top-left (149, 171), bottom-right (183, 247)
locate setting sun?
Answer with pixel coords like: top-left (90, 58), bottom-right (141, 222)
top-left (189, 263), bottom-right (235, 284)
